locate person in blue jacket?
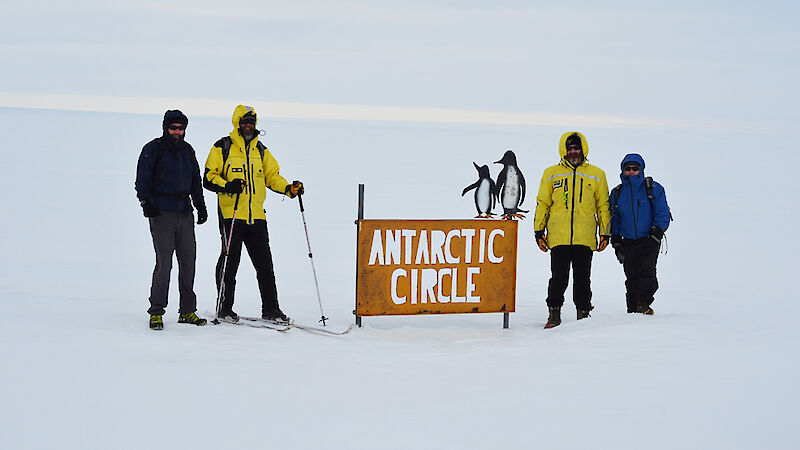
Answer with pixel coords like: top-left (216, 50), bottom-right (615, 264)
top-left (135, 110), bottom-right (208, 330)
top-left (609, 154), bottom-right (671, 315)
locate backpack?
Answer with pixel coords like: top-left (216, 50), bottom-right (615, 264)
top-left (215, 136), bottom-right (266, 166)
top-left (611, 176), bottom-right (674, 221)
top-left (612, 176), bottom-right (654, 205)
top-left (202, 137), bottom-right (269, 194)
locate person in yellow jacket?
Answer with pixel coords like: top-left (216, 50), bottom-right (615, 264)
top-left (203, 105), bottom-right (304, 323)
top-left (533, 131), bottom-right (610, 328)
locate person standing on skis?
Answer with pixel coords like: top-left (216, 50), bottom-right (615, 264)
top-left (203, 105), bottom-right (304, 323)
top-left (135, 110), bottom-right (208, 330)
top-left (533, 131), bottom-right (611, 329)
top-left (609, 154), bottom-right (671, 315)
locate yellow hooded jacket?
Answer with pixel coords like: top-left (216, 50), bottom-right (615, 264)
top-left (204, 105), bottom-right (290, 224)
top-left (533, 131), bottom-right (610, 250)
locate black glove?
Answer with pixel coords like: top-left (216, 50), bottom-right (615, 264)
top-left (196, 208), bottom-right (208, 225)
top-left (614, 245), bottom-right (625, 264)
top-left (285, 180), bottom-right (304, 198)
top-left (141, 200), bottom-right (160, 218)
top-left (649, 226), bottom-right (664, 244)
top-left (610, 235), bottom-right (624, 263)
top-left (224, 179), bottom-right (244, 194)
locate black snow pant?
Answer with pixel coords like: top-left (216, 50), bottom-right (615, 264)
top-left (620, 237), bottom-right (660, 312)
top-left (147, 210), bottom-right (198, 316)
top-left (215, 218), bottom-right (280, 316)
top-left (546, 245), bottom-right (593, 311)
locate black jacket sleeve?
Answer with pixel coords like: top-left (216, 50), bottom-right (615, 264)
top-left (135, 140), bottom-right (158, 202)
top-left (187, 143), bottom-right (206, 211)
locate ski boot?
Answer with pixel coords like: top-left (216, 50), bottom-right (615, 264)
top-left (262, 308), bottom-right (290, 324)
top-left (217, 310), bottom-right (239, 322)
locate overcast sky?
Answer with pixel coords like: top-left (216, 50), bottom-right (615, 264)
top-left (1, 1), bottom-right (797, 130)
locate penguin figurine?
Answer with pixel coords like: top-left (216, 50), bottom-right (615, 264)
top-left (462, 162), bottom-right (496, 218)
top-left (494, 150), bottom-right (528, 219)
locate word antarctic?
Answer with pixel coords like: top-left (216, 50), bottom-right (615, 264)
top-left (367, 228), bottom-right (506, 305)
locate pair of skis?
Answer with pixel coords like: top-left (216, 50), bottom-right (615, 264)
top-left (242, 316), bottom-right (354, 335)
top-left (213, 315), bottom-right (353, 335)
top-left (213, 316), bottom-right (293, 331)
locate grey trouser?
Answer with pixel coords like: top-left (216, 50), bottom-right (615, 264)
top-left (147, 210), bottom-right (197, 315)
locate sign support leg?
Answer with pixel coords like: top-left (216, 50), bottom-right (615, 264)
top-left (355, 183), bottom-right (364, 328)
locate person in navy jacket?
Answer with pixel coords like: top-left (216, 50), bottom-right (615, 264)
top-left (609, 154), bottom-right (671, 315)
top-left (135, 110), bottom-right (208, 329)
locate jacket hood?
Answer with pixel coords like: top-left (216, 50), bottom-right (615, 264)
top-left (620, 153), bottom-right (646, 171)
top-left (232, 104), bottom-right (258, 129)
top-left (230, 104), bottom-right (259, 145)
top-left (619, 153), bottom-right (646, 183)
top-left (558, 131), bottom-right (589, 167)
top-left (162, 109), bottom-right (188, 133)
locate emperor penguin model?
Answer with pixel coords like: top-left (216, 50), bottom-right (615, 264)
top-left (462, 162), bottom-right (496, 218)
top-left (494, 150), bottom-right (528, 219)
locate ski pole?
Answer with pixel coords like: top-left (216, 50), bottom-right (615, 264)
top-left (213, 190), bottom-right (241, 324)
top-left (298, 194), bottom-right (328, 326)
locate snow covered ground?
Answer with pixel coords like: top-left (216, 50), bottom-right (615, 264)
top-left (1, 106), bottom-right (797, 449)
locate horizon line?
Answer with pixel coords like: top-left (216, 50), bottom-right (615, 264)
top-left (0, 91), bottom-right (774, 133)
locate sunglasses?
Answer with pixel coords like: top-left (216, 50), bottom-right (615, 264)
top-left (168, 125), bottom-right (186, 131)
top-left (624, 166), bottom-right (640, 172)
top-left (567, 145), bottom-right (581, 151)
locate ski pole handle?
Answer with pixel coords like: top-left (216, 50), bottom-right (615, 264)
top-left (298, 193), bottom-right (305, 212)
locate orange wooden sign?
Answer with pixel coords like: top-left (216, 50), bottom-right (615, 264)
top-left (356, 219), bottom-right (517, 316)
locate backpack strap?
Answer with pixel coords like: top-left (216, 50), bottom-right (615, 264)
top-left (215, 136), bottom-right (266, 164)
top-left (610, 184), bottom-right (621, 224)
top-left (153, 137), bottom-right (164, 170)
top-left (215, 137), bottom-right (233, 164)
top-left (644, 176), bottom-right (654, 199)
top-left (255, 141), bottom-right (266, 161)
top-left (644, 176), bottom-right (673, 222)
top-left (612, 184), bottom-right (621, 204)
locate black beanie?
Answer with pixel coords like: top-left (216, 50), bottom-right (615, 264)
top-left (239, 111), bottom-right (257, 124)
top-left (163, 110), bottom-right (188, 132)
top-left (565, 133), bottom-right (582, 150)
